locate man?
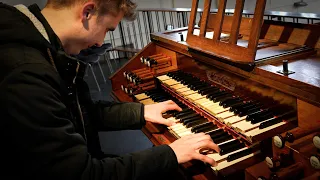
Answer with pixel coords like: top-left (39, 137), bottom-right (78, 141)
top-left (0, 0), bottom-right (219, 179)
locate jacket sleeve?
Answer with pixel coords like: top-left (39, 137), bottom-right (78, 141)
top-left (95, 100), bottom-right (146, 130)
top-left (0, 64), bottom-right (178, 180)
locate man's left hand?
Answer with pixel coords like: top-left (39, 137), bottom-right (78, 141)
top-left (144, 100), bottom-right (182, 126)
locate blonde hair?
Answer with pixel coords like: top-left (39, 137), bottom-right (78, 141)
top-left (46, 0), bottom-right (137, 20)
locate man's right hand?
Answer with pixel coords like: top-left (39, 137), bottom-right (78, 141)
top-left (169, 133), bottom-right (220, 166)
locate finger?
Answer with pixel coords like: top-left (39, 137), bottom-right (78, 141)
top-left (192, 153), bottom-right (217, 166)
top-left (181, 133), bottom-right (205, 143)
top-left (192, 134), bottom-right (212, 143)
top-left (195, 140), bottom-right (221, 153)
top-left (163, 103), bottom-right (183, 112)
top-left (156, 117), bottom-right (176, 126)
top-left (164, 100), bottom-right (183, 111)
top-left (165, 100), bottom-right (175, 105)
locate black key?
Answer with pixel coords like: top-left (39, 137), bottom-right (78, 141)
top-left (174, 109), bottom-right (193, 117)
top-left (250, 112), bottom-right (274, 124)
top-left (152, 96), bottom-right (170, 102)
top-left (207, 91), bottom-right (228, 100)
top-left (202, 88), bottom-right (221, 96)
top-left (191, 122), bottom-right (213, 132)
top-left (199, 87), bottom-right (220, 95)
top-left (219, 140), bottom-right (245, 155)
top-left (195, 125), bottom-right (218, 133)
top-left (181, 115), bottom-right (203, 124)
top-left (176, 110), bottom-right (196, 119)
top-left (185, 119), bottom-right (208, 128)
top-left (212, 134), bottom-right (233, 144)
top-left (230, 101), bottom-right (255, 112)
top-left (259, 110), bottom-right (296, 129)
top-left (219, 97), bottom-right (239, 106)
top-left (186, 81), bottom-right (203, 87)
top-left (209, 130), bottom-right (227, 139)
top-left (246, 108), bottom-right (272, 121)
top-left (235, 103), bottom-right (262, 116)
top-left (197, 86), bottom-right (215, 92)
top-left (223, 99), bottom-right (244, 108)
top-left (233, 103), bottom-right (257, 114)
top-left (178, 112), bottom-right (199, 121)
top-left (227, 148), bottom-right (253, 162)
top-left (212, 94), bottom-right (233, 102)
top-left (191, 84), bottom-right (209, 91)
top-left (238, 107), bottom-right (261, 117)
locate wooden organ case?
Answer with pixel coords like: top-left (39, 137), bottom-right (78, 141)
top-left (110, 0), bottom-right (320, 179)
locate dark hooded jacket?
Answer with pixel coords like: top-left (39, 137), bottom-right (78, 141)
top-left (0, 3), bottom-right (178, 180)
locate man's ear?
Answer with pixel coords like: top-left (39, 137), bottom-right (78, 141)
top-left (81, 2), bottom-right (96, 21)
top-left (81, 2), bottom-right (96, 30)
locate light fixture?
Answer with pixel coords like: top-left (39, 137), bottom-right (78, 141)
top-left (293, 0), bottom-right (308, 7)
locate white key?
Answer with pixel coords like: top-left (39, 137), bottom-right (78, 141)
top-left (216, 111), bottom-right (235, 120)
top-left (181, 90), bottom-right (197, 96)
top-left (178, 131), bottom-right (193, 137)
top-left (224, 116), bottom-right (247, 125)
top-left (169, 123), bottom-right (184, 130)
top-left (157, 75), bottom-right (171, 81)
top-left (164, 79), bottom-right (180, 86)
top-left (177, 87), bottom-right (191, 93)
top-left (187, 93), bottom-right (205, 101)
top-left (217, 138), bottom-right (236, 146)
top-left (207, 107), bottom-right (230, 115)
top-left (211, 150), bottom-right (260, 172)
top-left (171, 83), bottom-right (186, 90)
top-left (140, 98), bottom-right (155, 105)
top-left (207, 147), bottom-right (249, 162)
top-left (135, 93), bottom-right (149, 101)
top-left (233, 119), bottom-right (269, 133)
top-left (244, 122), bottom-right (287, 140)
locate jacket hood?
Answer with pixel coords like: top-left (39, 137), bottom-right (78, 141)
top-left (0, 3), bottom-right (61, 54)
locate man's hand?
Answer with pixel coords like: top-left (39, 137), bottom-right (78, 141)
top-left (144, 100), bottom-right (182, 126)
top-left (169, 133), bottom-right (220, 166)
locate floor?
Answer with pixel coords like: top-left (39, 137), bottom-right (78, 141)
top-left (84, 57), bottom-right (153, 156)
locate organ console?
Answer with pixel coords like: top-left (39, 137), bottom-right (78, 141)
top-left (110, 0), bottom-right (320, 179)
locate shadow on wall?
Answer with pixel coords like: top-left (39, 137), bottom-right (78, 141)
top-left (1, 0), bottom-right (47, 9)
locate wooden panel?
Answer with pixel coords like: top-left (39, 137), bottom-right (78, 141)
top-left (297, 99), bottom-right (320, 129)
top-left (199, 0), bottom-right (212, 38)
top-left (187, 0), bottom-right (267, 64)
top-left (206, 14), bottom-right (253, 36)
top-left (264, 25), bottom-right (285, 41)
top-left (261, 20), bottom-right (320, 48)
top-left (187, 35), bottom-right (256, 63)
top-left (187, 0), bottom-right (199, 38)
top-left (229, 0), bottom-right (245, 44)
top-left (316, 38), bottom-right (320, 49)
top-left (212, 0), bottom-right (227, 40)
top-left (155, 45), bottom-right (178, 69)
top-left (287, 28), bottom-right (311, 46)
top-left (247, 0), bottom-right (266, 49)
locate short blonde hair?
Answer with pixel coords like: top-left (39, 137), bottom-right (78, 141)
top-left (46, 0), bottom-right (137, 20)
